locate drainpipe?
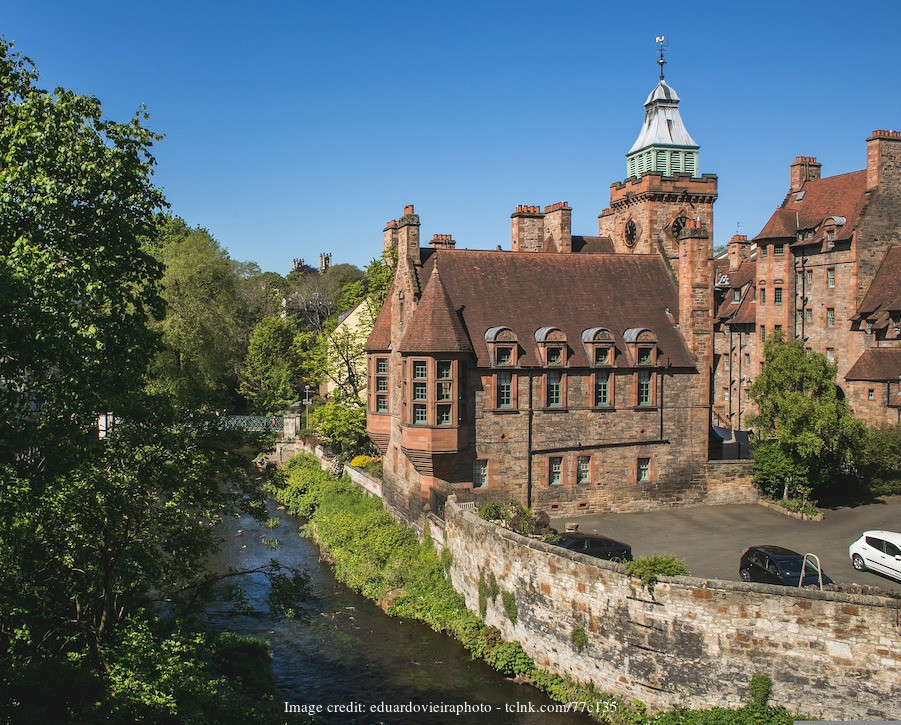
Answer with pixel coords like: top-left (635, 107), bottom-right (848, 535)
top-left (526, 370), bottom-right (534, 509)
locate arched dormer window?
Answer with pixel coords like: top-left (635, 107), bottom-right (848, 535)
top-left (534, 327), bottom-right (568, 367)
top-left (485, 326), bottom-right (519, 367)
top-left (623, 328), bottom-right (658, 407)
top-left (582, 328), bottom-right (616, 367)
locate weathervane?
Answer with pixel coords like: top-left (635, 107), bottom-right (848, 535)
top-left (656, 36), bottom-right (667, 80)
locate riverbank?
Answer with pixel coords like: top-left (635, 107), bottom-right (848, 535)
top-left (270, 453), bottom-right (800, 725)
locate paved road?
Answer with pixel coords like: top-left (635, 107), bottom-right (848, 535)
top-left (550, 498), bottom-right (901, 593)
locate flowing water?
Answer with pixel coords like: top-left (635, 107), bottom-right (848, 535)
top-left (207, 500), bottom-right (597, 724)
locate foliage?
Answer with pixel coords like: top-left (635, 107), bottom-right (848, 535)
top-left (477, 500), bottom-right (553, 536)
top-left (571, 625), bottom-right (588, 653)
top-left (147, 217), bottom-right (246, 408)
top-left (775, 497), bottom-right (820, 518)
top-left (240, 315), bottom-right (314, 414)
top-left (624, 555), bottom-right (689, 589)
top-left (859, 423), bottom-right (901, 496)
top-left (309, 399), bottom-right (372, 457)
top-left (748, 332), bottom-right (865, 499)
top-left (501, 590), bottom-right (518, 624)
top-left (0, 38), bottom-right (165, 469)
top-left (306, 315), bottom-right (369, 403)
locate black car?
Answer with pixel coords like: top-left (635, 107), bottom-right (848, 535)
top-left (550, 534), bottom-right (632, 563)
top-left (739, 545), bottom-right (833, 587)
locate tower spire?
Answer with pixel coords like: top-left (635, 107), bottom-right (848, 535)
top-left (656, 35), bottom-right (666, 80)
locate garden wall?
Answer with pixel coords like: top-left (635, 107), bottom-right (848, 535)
top-left (444, 499), bottom-right (900, 721)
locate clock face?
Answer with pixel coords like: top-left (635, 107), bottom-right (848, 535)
top-left (625, 219), bottom-right (637, 247)
top-left (671, 215), bottom-right (688, 239)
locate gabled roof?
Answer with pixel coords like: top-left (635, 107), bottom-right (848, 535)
top-left (714, 259), bottom-right (757, 323)
top-left (398, 263), bottom-right (473, 354)
top-left (755, 170), bottom-right (868, 243)
top-left (857, 245), bottom-right (901, 316)
top-left (845, 347), bottom-right (901, 382)
top-left (408, 249), bottom-right (695, 368)
top-left (365, 287), bottom-right (393, 352)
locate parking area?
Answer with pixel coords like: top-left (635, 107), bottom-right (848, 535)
top-left (550, 497), bottom-right (901, 593)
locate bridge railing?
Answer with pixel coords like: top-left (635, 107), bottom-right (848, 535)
top-left (221, 415), bottom-right (283, 432)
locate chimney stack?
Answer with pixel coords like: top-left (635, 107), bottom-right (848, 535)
top-left (866, 129), bottom-right (901, 191)
top-left (429, 234), bottom-right (456, 249)
top-left (790, 156), bottom-right (821, 193)
top-left (511, 205), bottom-right (544, 252)
top-left (396, 204), bottom-right (421, 265)
top-left (726, 234), bottom-right (750, 272)
top-left (543, 202), bottom-right (572, 253)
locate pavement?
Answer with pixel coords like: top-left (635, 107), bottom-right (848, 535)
top-left (550, 497), bottom-right (901, 593)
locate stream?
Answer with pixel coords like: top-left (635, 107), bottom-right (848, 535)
top-left (207, 500), bottom-right (597, 724)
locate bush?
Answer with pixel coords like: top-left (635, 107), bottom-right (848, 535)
top-left (477, 500), bottom-right (554, 536)
top-left (625, 555), bottom-right (689, 589)
top-left (860, 424), bottom-right (901, 496)
top-left (349, 455), bottom-right (374, 468)
top-left (571, 626), bottom-right (588, 653)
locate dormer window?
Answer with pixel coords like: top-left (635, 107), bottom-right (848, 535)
top-left (732, 289), bottom-right (741, 303)
top-left (594, 346), bottom-right (611, 366)
top-left (582, 328), bottom-right (615, 368)
top-left (637, 347), bottom-right (654, 365)
top-left (485, 327), bottom-right (519, 367)
top-left (534, 327), bottom-right (568, 367)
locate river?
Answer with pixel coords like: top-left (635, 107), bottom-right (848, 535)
top-left (207, 499), bottom-right (597, 724)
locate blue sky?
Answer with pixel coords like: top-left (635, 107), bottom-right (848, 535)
top-left (4, 1), bottom-right (900, 273)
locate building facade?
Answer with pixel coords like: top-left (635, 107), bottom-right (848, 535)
top-left (712, 132), bottom-right (901, 428)
top-left (365, 74), bottom-right (730, 519)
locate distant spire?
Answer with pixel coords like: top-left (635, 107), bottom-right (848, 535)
top-left (656, 36), bottom-right (666, 80)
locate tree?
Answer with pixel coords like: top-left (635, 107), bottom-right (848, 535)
top-left (240, 316), bottom-right (314, 414)
top-left (147, 217), bottom-right (244, 408)
top-left (0, 39), bottom-right (164, 473)
top-left (748, 332), bottom-right (865, 499)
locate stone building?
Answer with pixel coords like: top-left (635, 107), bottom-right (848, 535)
top-left (712, 132), bottom-right (901, 428)
top-left (365, 72), bottom-right (734, 519)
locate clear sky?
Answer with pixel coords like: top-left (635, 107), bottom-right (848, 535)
top-left (4, 1), bottom-right (900, 273)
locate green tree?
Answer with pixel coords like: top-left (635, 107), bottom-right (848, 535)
top-left (147, 217), bottom-right (244, 408)
top-left (309, 400), bottom-right (371, 457)
top-left (240, 315), bottom-right (314, 414)
top-left (0, 39), bottom-right (164, 472)
top-left (748, 332), bottom-right (865, 499)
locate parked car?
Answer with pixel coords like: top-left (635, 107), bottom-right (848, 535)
top-left (739, 545), bottom-right (833, 587)
top-left (849, 531), bottom-right (901, 582)
top-left (549, 533), bottom-right (632, 563)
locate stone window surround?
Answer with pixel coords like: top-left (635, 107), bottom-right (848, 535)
top-left (548, 455), bottom-right (563, 485)
top-left (403, 357), bottom-right (458, 427)
top-left (634, 369), bottom-right (657, 408)
top-left (492, 369), bottom-right (517, 410)
top-left (370, 355), bottom-right (391, 415)
top-left (544, 369), bottom-right (566, 409)
top-left (636, 455), bottom-right (655, 483)
top-left (473, 458), bottom-right (489, 489)
top-left (591, 369), bottom-right (614, 408)
top-left (576, 454), bottom-right (591, 484)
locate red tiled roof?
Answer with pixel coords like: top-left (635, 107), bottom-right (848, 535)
top-left (857, 245), bottom-right (901, 316)
top-left (845, 347), bottom-right (901, 382)
top-left (411, 249), bottom-right (695, 368)
top-left (730, 288), bottom-right (757, 325)
top-left (398, 263), bottom-right (473, 354)
top-left (365, 286), bottom-right (393, 352)
top-left (755, 170), bottom-right (868, 243)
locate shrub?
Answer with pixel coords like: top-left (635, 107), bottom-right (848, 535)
top-left (571, 625), bottom-right (588, 653)
top-left (349, 455), bottom-right (374, 468)
top-left (625, 555), bottom-right (689, 589)
top-left (501, 590), bottom-right (517, 624)
top-left (860, 423), bottom-right (901, 496)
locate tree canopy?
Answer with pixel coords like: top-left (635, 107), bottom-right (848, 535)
top-left (748, 332), bottom-right (865, 500)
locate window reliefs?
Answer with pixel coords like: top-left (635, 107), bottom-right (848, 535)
top-left (535, 327), bottom-right (568, 408)
top-left (485, 326), bottom-right (519, 367)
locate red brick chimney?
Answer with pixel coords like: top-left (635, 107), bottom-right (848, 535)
top-left (396, 204), bottom-right (421, 265)
top-left (429, 234), bottom-right (456, 249)
top-left (866, 129), bottom-right (901, 191)
top-left (511, 205), bottom-right (544, 252)
top-left (543, 202), bottom-right (572, 253)
top-left (790, 156), bottom-right (821, 193)
top-left (726, 234), bottom-right (750, 272)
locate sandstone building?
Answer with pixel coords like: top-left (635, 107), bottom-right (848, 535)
top-left (712, 133), bottom-right (901, 429)
top-left (365, 72), bottom-right (738, 519)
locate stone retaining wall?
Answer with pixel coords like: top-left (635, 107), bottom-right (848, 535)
top-left (444, 500), bottom-right (900, 721)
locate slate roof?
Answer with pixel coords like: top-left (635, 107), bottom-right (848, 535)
top-left (398, 264), bottom-right (473, 354)
top-left (572, 235), bottom-right (615, 254)
top-left (755, 170), bottom-right (868, 244)
top-left (714, 259), bottom-right (757, 323)
top-left (857, 245), bottom-right (901, 316)
top-left (845, 347), bottom-right (901, 382)
top-left (405, 249), bottom-right (695, 368)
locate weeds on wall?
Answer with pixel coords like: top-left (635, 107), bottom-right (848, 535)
top-left (571, 625), bottom-right (588, 653)
top-left (624, 555), bottom-right (689, 591)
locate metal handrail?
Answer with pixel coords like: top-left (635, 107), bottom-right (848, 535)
top-left (799, 553), bottom-right (824, 590)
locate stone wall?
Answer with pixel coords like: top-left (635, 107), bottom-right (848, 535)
top-left (445, 500), bottom-right (900, 721)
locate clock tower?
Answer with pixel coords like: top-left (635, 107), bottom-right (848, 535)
top-left (598, 41), bottom-right (716, 371)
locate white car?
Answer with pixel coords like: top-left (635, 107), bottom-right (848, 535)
top-left (849, 530), bottom-right (901, 582)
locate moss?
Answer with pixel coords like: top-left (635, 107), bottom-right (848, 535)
top-left (501, 590), bottom-right (517, 624)
top-left (571, 625), bottom-right (588, 653)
